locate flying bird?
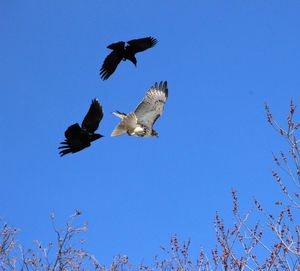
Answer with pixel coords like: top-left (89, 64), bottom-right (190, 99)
top-left (59, 99), bottom-right (104, 156)
top-left (111, 81), bottom-right (168, 137)
top-left (100, 37), bottom-right (158, 80)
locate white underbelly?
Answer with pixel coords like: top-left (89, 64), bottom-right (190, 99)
top-left (133, 127), bottom-right (144, 134)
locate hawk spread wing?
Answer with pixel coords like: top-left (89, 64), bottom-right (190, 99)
top-left (134, 81), bottom-right (168, 129)
top-left (82, 99), bottom-right (104, 133)
top-left (127, 37), bottom-right (158, 54)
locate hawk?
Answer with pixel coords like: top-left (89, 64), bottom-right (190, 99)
top-left (100, 37), bottom-right (157, 80)
top-left (111, 81), bottom-right (168, 137)
top-left (59, 99), bottom-right (104, 156)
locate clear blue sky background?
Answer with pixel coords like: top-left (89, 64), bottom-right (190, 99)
top-left (1, 0), bottom-right (300, 265)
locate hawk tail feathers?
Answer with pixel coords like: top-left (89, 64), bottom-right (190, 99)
top-left (111, 113), bottom-right (137, 136)
top-left (112, 111), bottom-right (127, 119)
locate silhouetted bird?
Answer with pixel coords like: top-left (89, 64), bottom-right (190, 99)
top-left (100, 37), bottom-right (157, 80)
top-left (59, 99), bottom-right (104, 156)
top-left (111, 81), bottom-right (168, 137)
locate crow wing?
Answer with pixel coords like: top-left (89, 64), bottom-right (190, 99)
top-left (126, 37), bottom-right (157, 54)
top-left (64, 123), bottom-right (82, 140)
top-left (134, 81), bottom-right (168, 129)
top-left (81, 99), bottom-right (103, 133)
top-left (59, 124), bottom-right (89, 156)
top-left (100, 50), bottom-right (123, 80)
top-left (107, 41), bottom-right (125, 50)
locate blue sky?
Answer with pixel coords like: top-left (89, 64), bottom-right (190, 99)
top-left (1, 0), bottom-right (300, 265)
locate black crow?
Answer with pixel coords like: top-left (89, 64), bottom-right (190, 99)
top-left (59, 99), bottom-right (104, 156)
top-left (100, 37), bottom-right (157, 80)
